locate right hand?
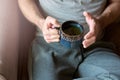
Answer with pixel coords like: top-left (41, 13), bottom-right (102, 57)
top-left (82, 11), bottom-right (103, 48)
top-left (40, 16), bottom-right (61, 43)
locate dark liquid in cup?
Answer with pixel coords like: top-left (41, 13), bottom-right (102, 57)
top-left (63, 24), bottom-right (81, 36)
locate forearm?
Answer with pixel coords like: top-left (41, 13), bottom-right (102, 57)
top-left (98, 0), bottom-right (120, 28)
top-left (18, 0), bottom-right (45, 28)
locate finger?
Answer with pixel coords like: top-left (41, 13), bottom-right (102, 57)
top-left (82, 36), bottom-right (96, 48)
top-left (45, 34), bottom-right (60, 40)
top-left (49, 34), bottom-right (60, 40)
top-left (43, 27), bottom-right (59, 35)
top-left (47, 39), bottom-right (60, 43)
top-left (83, 11), bottom-right (93, 21)
top-left (83, 11), bottom-right (96, 31)
top-left (48, 16), bottom-right (61, 28)
top-left (44, 34), bottom-right (60, 43)
top-left (48, 28), bottom-right (60, 35)
top-left (52, 20), bottom-right (60, 28)
top-left (84, 31), bottom-right (94, 39)
top-left (83, 11), bottom-right (96, 40)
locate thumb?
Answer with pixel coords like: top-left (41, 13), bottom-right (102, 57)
top-left (83, 11), bottom-right (96, 39)
top-left (50, 18), bottom-right (61, 29)
top-left (83, 11), bottom-right (94, 27)
top-left (83, 11), bottom-right (92, 19)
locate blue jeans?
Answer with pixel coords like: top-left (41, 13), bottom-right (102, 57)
top-left (31, 36), bottom-right (120, 80)
top-left (74, 48), bottom-right (120, 80)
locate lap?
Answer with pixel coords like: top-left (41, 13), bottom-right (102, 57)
top-left (31, 36), bottom-right (120, 80)
top-left (31, 36), bottom-right (83, 80)
top-left (77, 48), bottom-right (120, 80)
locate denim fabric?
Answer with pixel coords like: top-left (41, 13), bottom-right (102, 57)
top-left (74, 48), bottom-right (120, 80)
top-left (31, 36), bottom-right (120, 80)
top-left (32, 36), bottom-right (83, 80)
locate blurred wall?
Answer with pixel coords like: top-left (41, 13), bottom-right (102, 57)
top-left (0, 0), bottom-right (35, 80)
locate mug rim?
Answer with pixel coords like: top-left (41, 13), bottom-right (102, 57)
top-left (60, 20), bottom-right (84, 41)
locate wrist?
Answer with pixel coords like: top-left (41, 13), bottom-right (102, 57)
top-left (36, 17), bottom-right (45, 30)
top-left (96, 15), bottom-right (108, 29)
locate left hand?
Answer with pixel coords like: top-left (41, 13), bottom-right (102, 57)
top-left (82, 11), bottom-right (103, 48)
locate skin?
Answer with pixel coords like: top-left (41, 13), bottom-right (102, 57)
top-left (18, 0), bottom-right (120, 48)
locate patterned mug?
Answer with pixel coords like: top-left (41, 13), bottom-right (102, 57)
top-left (57, 20), bottom-right (84, 48)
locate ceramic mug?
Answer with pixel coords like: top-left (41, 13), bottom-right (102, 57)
top-left (56, 20), bottom-right (84, 48)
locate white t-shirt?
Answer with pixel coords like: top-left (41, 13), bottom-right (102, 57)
top-left (37, 0), bottom-right (107, 36)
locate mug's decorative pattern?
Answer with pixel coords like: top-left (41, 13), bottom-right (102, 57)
top-left (60, 31), bottom-right (83, 42)
top-left (60, 20), bottom-right (84, 48)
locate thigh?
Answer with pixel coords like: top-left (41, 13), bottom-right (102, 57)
top-left (32, 36), bottom-right (83, 80)
top-left (78, 48), bottom-right (120, 79)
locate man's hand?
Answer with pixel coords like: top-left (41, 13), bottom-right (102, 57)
top-left (41, 16), bottom-right (61, 43)
top-left (82, 11), bottom-right (103, 48)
